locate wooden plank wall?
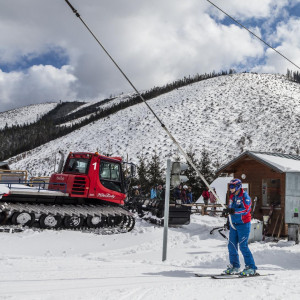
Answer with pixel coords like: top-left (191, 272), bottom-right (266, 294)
top-left (231, 158), bottom-right (287, 236)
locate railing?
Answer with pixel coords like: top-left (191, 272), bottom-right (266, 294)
top-left (0, 179), bottom-right (67, 193)
top-left (0, 170), bottom-right (28, 183)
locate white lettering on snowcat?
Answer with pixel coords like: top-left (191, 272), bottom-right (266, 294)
top-left (98, 193), bottom-right (116, 198)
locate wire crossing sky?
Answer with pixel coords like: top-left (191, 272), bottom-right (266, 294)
top-left (0, 0), bottom-right (300, 112)
top-left (206, 0), bottom-right (300, 70)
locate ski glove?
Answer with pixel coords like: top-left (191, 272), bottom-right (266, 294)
top-left (223, 207), bottom-right (235, 215)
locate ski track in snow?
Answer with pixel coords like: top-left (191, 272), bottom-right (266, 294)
top-left (0, 215), bottom-right (299, 299)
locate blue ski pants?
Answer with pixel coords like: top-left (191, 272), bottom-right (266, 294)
top-left (228, 222), bottom-right (257, 269)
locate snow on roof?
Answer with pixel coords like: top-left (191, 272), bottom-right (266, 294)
top-left (252, 152), bottom-right (300, 173)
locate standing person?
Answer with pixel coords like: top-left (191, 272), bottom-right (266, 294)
top-left (209, 187), bottom-right (217, 216)
top-left (223, 178), bottom-right (257, 276)
top-left (173, 184), bottom-right (182, 200)
top-left (201, 187), bottom-right (210, 214)
top-left (181, 185), bottom-right (188, 204)
top-left (156, 185), bottom-right (163, 200)
top-left (137, 184), bottom-right (143, 197)
top-left (150, 185), bottom-right (157, 199)
top-left (186, 186), bottom-right (193, 204)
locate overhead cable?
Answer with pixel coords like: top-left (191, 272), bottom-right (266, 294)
top-left (206, 0), bottom-right (300, 71)
top-left (63, 0), bottom-right (233, 226)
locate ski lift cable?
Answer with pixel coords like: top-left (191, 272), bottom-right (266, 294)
top-left (206, 0), bottom-right (300, 71)
top-left (63, 0), bottom-right (235, 228)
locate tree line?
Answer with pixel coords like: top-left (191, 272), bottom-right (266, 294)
top-left (286, 69), bottom-right (300, 84)
top-left (130, 148), bottom-right (216, 200)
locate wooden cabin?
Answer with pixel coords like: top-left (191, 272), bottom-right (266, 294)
top-left (217, 151), bottom-right (300, 238)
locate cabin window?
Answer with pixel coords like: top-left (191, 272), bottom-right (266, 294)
top-left (242, 183), bottom-right (249, 194)
top-left (262, 179), bottom-right (281, 206)
top-left (65, 158), bottom-right (90, 174)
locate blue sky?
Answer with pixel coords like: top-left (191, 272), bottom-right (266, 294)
top-left (0, 0), bottom-right (300, 112)
top-left (0, 47), bottom-right (69, 73)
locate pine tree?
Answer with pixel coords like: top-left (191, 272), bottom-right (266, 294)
top-left (136, 154), bottom-right (149, 192)
top-left (185, 147), bottom-right (202, 199)
top-left (199, 148), bottom-right (215, 187)
top-left (147, 150), bottom-right (163, 188)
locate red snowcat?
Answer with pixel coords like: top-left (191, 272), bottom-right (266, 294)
top-left (0, 152), bottom-right (135, 232)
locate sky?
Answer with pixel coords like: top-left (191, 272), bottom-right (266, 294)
top-left (1, 0), bottom-right (300, 112)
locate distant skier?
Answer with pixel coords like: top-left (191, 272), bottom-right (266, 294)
top-left (223, 178), bottom-right (257, 276)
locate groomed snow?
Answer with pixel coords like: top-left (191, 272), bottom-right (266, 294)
top-left (0, 214), bottom-right (299, 299)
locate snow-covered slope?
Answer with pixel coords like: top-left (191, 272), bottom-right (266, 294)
top-left (0, 102), bottom-right (57, 129)
top-left (0, 215), bottom-right (299, 299)
top-left (8, 73), bottom-right (300, 176)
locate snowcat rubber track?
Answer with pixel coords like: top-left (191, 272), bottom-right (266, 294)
top-left (0, 202), bottom-right (135, 234)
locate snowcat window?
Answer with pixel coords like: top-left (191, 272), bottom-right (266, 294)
top-left (66, 158), bottom-right (90, 174)
top-left (100, 161), bottom-right (122, 193)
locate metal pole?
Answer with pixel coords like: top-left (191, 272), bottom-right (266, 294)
top-left (162, 159), bottom-right (171, 261)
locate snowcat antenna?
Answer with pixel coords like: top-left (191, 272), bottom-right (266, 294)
top-left (63, 0), bottom-right (234, 228)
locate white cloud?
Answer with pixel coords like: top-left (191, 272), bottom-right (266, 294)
top-left (0, 0), bottom-right (299, 112)
top-left (252, 18), bottom-right (300, 73)
top-left (0, 65), bottom-right (77, 111)
top-left (208, 0), bottom-right (287, 20)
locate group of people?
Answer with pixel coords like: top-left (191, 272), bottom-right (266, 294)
top-left (201, 186), bottom-right (217, 215)
top-left (150, 183), bottom-right (193, 204)
top-left (173, 184), bottom-right (193, 204)
top-left (150, 184), bottom-right (164, 200)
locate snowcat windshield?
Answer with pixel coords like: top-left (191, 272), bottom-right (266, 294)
top-left (65, 158), bottom-right (90, 174)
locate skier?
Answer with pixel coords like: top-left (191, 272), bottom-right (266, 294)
top-left (223, 178), bottom-right (257, 276)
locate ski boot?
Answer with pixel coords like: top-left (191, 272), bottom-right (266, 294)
top-left (223, 265), bottom-right (240, 275)
top-left (240, 266), bottom-right (256, 277)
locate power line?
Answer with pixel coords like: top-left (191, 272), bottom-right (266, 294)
top-left (206, 0), bottom-right (300, 71)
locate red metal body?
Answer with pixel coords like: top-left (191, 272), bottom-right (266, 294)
top-left (49, 152), bottom-right (126, 205)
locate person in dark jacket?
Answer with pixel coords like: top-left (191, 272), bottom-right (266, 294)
top-left (223, 178), bottom-right (257, 276)
top-left (173, 184), bottom-right (182, 201)
top-left (186, 186), bottom-right (193, 204)
top-left (156, 185), bottom-right (163, 200)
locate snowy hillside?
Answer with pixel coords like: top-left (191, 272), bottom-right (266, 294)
top-left (0, 102), bottom-right (57, 129)
top-left (7, 73), bottom-right (300, 176)
top-left (0, 215), bottom-right (299, 299)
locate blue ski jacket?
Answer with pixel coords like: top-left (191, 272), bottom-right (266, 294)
top-left (229, 189), bottom-right (252, 224)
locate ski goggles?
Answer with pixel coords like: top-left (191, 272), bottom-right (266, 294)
top-left (229, 184), bottom-right (236, 189)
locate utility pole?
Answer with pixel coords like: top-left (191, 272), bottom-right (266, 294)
top-left (162, 159), bottom-right (171, 261)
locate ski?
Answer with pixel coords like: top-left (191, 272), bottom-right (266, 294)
top-left (211, 273), bottom-right (273, 279)
top-left (194, 273), bottom-right (237, 278)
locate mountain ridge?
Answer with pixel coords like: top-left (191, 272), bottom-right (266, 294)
top-left (2, 72), bottom-right (300, 177)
